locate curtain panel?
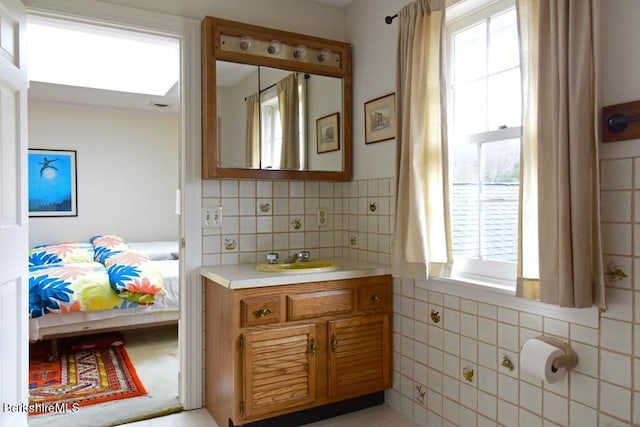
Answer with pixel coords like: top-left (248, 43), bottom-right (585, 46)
top-left (277, 73), bottom-right (302, 170)
top-left (392, 0), bottom-right (452, 279)
top-left (516, 0), bottom-right (604, 308)
top-left (245, 93), bottom-right (260, 169)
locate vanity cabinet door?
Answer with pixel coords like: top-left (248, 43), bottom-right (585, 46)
top-left (327, 314), bottom-right (391, 399)
top-left (241, 324), bottom-right (317, 419)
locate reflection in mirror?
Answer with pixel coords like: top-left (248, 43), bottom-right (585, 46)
top-left (259, 67), bottom-right (306, 170)
top-left (216, 61), bottom-right (259, 169)
top-left (307, 73), bottom-right (342, 172)
top-left (216, 61), bottom-right (343, 172)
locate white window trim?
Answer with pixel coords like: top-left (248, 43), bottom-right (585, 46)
top-left (446, 0), bottom-right (522, 286)
top-left (450, 256), bottom-right (516, 286)
top-left (447, 0), bottom-right (515, 26)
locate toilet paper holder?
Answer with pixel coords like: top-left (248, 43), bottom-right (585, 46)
top-left (534, 335), bottom-right (578, 372)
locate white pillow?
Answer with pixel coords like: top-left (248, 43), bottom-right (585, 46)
top-left (127, 241), bottom-right (179, 261)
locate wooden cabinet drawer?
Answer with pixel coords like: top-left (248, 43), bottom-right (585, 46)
top-left (287, 289), bottom-right (353, 321)
top-left (358, 284), bottom-right (390, 312)
top-left (241, 296), bottom-right (280, 327)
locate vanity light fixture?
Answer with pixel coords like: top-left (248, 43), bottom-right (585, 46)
top-left (239, 36), bottom-right (252, 51)
top-left (267, 40), bottom-right (282, 55)
top-left (293, 44), bottom-right (307, 59)
top-left (219, 34), bottom-right (341, 68)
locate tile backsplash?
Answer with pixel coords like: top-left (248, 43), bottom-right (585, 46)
top-left (201, 178), bottom-right (395, 266)
top-left (201, 157), bottom-right (640, 426)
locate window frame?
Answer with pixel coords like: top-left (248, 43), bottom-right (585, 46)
top-left (260, 90), bottom-right (283, 169)
top-left (445, 0), bottom-right (521, 288)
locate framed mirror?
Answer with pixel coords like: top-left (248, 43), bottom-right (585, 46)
top-left (202, 17), bottom-right (352, 180)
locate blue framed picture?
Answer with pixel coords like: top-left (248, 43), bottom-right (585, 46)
top-left (28, 149), bottom-right (77, 217)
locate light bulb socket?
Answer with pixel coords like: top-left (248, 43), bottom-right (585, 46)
top-left (317, 49), bottom-right (332, 63)
top-left (267, 40), bottom-right (282, 55)
top-left (239, 36), bottom-right (252, 51)
top-left (293, 45), bottom-right (307, 59)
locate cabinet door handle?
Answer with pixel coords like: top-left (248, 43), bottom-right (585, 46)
top-left (330, 334), bottom-right (338, 352)
top-left (309, 338), bottom-right (316, 356)
top-left (252, 308), bottom-right (272, 317)
top-left (370, 295), bottom-right (381, 303)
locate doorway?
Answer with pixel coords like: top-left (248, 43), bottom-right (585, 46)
top-left (25, 12), bottom-right (186, 425)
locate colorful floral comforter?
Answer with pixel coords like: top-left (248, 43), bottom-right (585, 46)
top-left (28, 235), bottom-right (166, 319)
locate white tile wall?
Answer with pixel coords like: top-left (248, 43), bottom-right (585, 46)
top-left (383, 157), bottom-right (640, 425)
top-left (201, 161), bottom-right (640, 425)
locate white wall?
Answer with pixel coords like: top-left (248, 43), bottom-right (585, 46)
top-left (28, 102), bottom-right (179, 246)
top-left (345, 0), bottom-right (407, 180)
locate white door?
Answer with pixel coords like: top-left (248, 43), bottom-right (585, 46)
top-left (0, 0), bottom-right (28, 426)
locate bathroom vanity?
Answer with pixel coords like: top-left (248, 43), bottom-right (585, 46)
top-left (200, 259), bottom-right (392, 427)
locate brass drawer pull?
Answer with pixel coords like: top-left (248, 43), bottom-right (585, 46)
top-left (309, 338), bottom-right (317, 356)
top-left (330, 334), bottom-right (338, 352)
top-left (370, 295), bottom-right (381, 303)
top-left (253, 308), bottom-right (272, 317)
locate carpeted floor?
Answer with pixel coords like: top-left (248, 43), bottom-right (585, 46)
top-left (28, 324), bottom-right (181, 427)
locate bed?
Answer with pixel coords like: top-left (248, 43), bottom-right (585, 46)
top-left (28, 236), bottom-right (180, 342)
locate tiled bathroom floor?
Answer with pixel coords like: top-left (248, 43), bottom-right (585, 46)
top-left (118, 404), bottom-right (420, 427)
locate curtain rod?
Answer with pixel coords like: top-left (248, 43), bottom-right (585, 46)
top-left (244, 74), bottom-right (310, 101)
top-left (386, 0), bottom-right (459, 24)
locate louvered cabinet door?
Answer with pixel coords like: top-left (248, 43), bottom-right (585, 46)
top-left (241, 324), bottom-right (317, 419)
top-left (327, 314), bottom-right (391, 399)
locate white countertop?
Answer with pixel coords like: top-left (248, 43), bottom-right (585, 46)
top-left (199, 257), bottom-right (391, 289)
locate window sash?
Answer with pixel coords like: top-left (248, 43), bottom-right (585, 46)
top-left (450, 131), bottom-right (520, 267)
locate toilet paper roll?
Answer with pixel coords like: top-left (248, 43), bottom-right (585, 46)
top-left (520, 338), bottom-right (566, 383)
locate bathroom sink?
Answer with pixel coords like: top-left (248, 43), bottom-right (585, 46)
top-left (256, 260), bottom-right (339, 273)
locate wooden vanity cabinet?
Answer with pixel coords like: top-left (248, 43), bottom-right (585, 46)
top-left (204, 275), bottom-right (392, 427)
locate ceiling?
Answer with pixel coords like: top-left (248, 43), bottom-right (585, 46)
top-left (29, 81), bottom-right (180, 113)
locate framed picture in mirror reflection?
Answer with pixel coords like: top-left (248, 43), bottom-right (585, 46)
top-left (316, 112), bottom-right (340, 153)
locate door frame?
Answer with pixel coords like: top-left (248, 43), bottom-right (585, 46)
top-left (24, 0), bottom-right (203, 409)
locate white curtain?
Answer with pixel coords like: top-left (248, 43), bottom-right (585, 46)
top-left (277, 73), bottom-right (302, 170)
top-left (516, 0), bottom-right (605, 308)
top-left (392, 0), bottom-right (452, 279)
top-left (245, 93), bottom-right (260, 169)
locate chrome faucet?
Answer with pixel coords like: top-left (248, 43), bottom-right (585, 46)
top-left (285, 250), bottom-right (311, 263)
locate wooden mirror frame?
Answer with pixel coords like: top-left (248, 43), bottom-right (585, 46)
top-left (201, 16), bottom-right (352, 180)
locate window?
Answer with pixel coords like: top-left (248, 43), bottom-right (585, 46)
top-left (446, 0), bottom-right (521, 286)
top-left (260, 90), bottom-right (283, 169)
top-left (259, 79), bottom-right (306, 169)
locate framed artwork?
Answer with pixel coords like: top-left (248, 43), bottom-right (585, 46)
top-left (364, 93), bottom-right (396, 144)
top-left (316, 112), bottom-right (340, 153)
top-left (28, 149), bottom-right (78, 217)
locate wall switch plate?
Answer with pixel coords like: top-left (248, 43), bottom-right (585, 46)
top-left (317, 208), bottom-right (328, 227)
top-left (202, 206), bottom-right (222, 228)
